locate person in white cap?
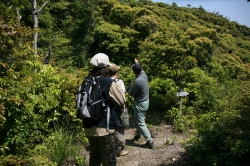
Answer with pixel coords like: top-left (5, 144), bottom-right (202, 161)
top-left (108, 64), bottom-right (129, 157)
top-left (83, 53), bottom-right (123, 166)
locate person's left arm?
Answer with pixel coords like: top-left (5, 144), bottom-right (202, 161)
top-left (128, 81), bottom-right (139, 97)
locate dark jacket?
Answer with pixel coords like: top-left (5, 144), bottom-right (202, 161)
top-left (82, 77), bottom-right (118, 129)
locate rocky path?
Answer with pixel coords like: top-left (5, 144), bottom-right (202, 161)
top-left (116, 122), bottom-right (190, 166)
top-left (82, 117), bottom-right (191, 166)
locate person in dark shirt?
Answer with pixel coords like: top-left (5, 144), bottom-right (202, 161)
top-left (83, 53), bottom-right (120, 166)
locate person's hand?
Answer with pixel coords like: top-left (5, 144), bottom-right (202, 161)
top-left (134, 58), bottom-right (139, 63)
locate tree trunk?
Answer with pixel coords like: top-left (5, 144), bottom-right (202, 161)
top-left (32, 0), bottom-right (50, 56)
top-left (32, 0), bottom-right (38, 55)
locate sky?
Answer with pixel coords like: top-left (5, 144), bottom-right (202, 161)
top-left (152, 0), bottom-right (250, 27)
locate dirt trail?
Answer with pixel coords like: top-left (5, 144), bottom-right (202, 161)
top-left (116, 118), bottom-right (190, 166)
top-left (82, 116), bottom-right (191, 166)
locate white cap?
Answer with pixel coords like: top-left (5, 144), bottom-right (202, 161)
top-left (90, 53), bottom-right (111, 68)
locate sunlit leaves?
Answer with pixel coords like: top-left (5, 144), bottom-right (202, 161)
top-left (0, 19), bottom-right (33, 69)
top-left (110, 4), bottom-right (134, 28)
top-left (1, 60), bottom-right (81, 153)
top-left (149, 78), bottom-right (178, 112)
top-left (0, 145), bottom-right (10, 155)
top-left (98, 0), bottom-right (119, 17)
top-left (94, 21), bottom-right (130, 56)
top-left (132, 15), bottom-right (158, 39)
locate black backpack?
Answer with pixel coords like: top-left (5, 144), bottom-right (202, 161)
top-left (76, 76), bottom-right (107, 127)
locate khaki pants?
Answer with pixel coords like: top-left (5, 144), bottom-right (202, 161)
top-left (87, 133), bottom-right (116, 166)
top-left (115, 126), bottom-right (126, 155)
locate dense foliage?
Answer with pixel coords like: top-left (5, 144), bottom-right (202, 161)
top-left (1, 0), bottom-right (250, 165)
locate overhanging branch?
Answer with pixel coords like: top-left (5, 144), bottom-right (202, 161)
top-left (37, 0), bottom-right (50, 14)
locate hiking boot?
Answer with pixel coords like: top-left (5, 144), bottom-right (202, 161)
top-left (133, 134), bottom-right (141, 141)
top-left (141, 140), bottom-right (154, 149)
top-left (117, 150), bottom-right (129, 157)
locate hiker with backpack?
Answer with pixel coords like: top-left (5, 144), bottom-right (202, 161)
top-left (76, 53), bottom-right (125, 166)
top-left (108, 64), bottom-right (129, 157)
top-left (128, 58), bottom-right (154, 149)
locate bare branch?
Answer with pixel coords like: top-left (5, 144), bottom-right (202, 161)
top-left (44, 36), bottom-right (56, 65)
top-left (16, 8), bottom-right (21, 24)
top-left (37, 0), bottom-right (50, 14)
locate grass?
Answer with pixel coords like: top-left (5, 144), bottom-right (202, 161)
top-left (29, 121), bottom-right (89, 165)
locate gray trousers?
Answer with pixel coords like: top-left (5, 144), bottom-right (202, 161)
top-left (134, 99), bottom-right (151, 141)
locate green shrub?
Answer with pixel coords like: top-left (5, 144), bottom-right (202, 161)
top-left (173, 111), bottom-right (196, 133)
top-left (0, 60), bottom-right (82, 154)
top-left (149, 78), bottom-right (178, 112)
top-left (0, 154), bottom-right (27, 166)
top-left (187, 111), bottom-right (250, 166)
top-left (27, 122), bottom-right (88, 165)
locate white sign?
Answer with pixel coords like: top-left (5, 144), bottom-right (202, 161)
top-left (176, 92), bottom-right (189, 97)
